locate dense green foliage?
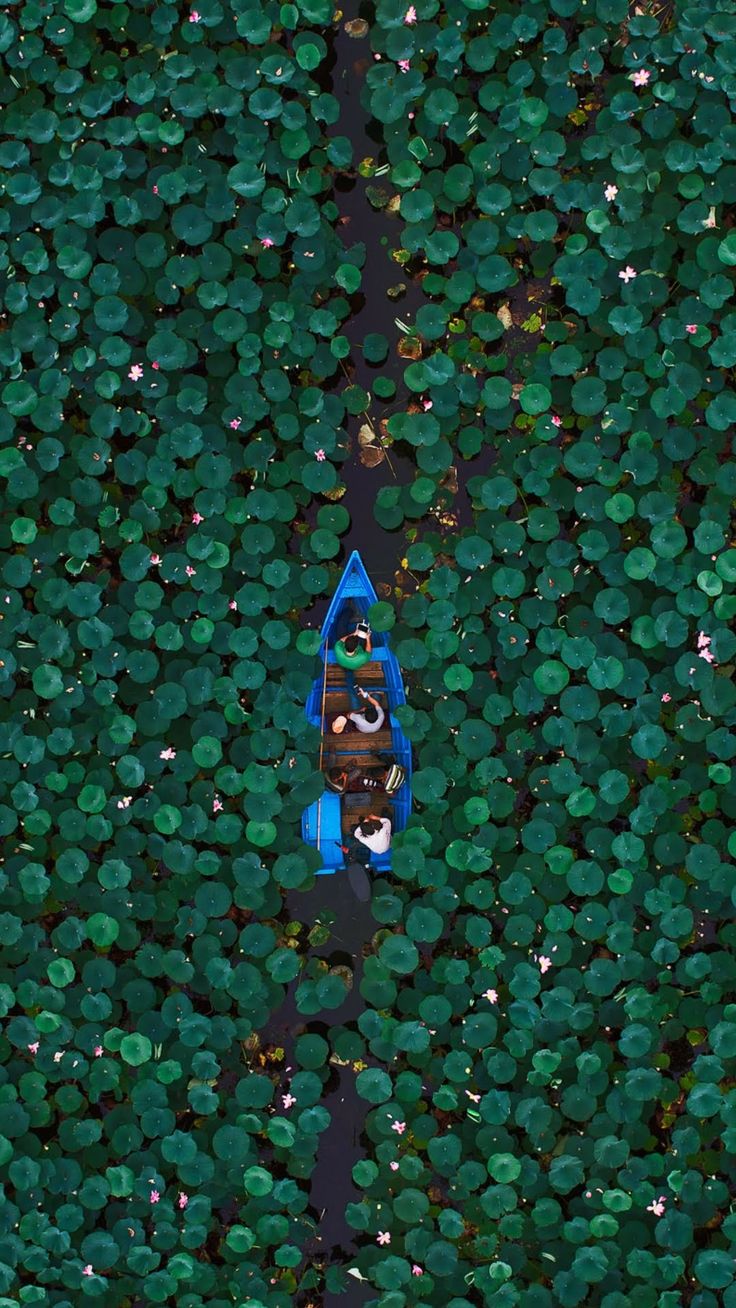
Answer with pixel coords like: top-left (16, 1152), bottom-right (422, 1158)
top-left (2, 0), bottom-right (736, 1305)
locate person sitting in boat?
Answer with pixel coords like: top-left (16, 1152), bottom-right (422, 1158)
top-left (334, 620), bottom-right (372, 671)
top-left (330, 687), bottom-right (385, 736)
top-left (353, 813), bottom-right (392, 854)
top-left (334, 619), bottom-right (372, 707)
top-left (326, 761), bottom-right (406, 796)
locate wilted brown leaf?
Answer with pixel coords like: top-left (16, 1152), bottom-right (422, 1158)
top-left (398, 336), bottom-right (422, 359)
top-left (496, 304), bottom-right (513, 329)
top-left (344, 17), bottom-right (369, 35)
top-left (360, 444), bottom-right (386, 468)
top-left (357, 422), bottom-right (377, 446)
top-left (366, 185), bottom-right (390, 210)
top-left (329, 964), bottom-right (353, 989)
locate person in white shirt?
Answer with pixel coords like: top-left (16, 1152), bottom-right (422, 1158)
top-left (331, 689), bottom-right (386, 736)
top-left (353, 814), bottom-right (392, 854)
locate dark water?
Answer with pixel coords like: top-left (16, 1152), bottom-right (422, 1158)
top-left (323, 3), bottom-right (424, 596)
top-left (265, 12), bottom-right (416, 1302)
top-left (322, 12), bottom-right (502, 564)
top-left (261, 872), bottom-right (377, 1307)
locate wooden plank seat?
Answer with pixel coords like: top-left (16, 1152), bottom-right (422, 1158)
top-left (341, 797), bottom-right (395, 838)
top-left (326, 661), bottom-right (387, 685)
top-left (323, 690), bottom-right (385, 715)
top-left (325, 728), bottom-right (394, 754)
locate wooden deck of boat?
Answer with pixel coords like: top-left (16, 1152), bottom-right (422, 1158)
top-left (321, 663), bottom-right (395, 764)
top-left (342, 796), bottom-right (395, 838)
top-left (326, 660), bottom-right (386, 684)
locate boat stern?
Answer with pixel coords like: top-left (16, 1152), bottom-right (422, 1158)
top-left (302, 790), bottom-right (344, 876)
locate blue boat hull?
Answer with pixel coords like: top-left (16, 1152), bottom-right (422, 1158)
top-left (301, 551), bottom-right (412, 875)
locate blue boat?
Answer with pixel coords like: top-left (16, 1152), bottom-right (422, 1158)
top-left (301, 550), bottom-right (413, 875)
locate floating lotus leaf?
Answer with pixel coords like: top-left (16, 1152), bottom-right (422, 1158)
top-left (1, 0), bottom-right (735, 1300)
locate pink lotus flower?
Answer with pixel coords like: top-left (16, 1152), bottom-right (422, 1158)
top-left (631, 68), bottom-right (651, 86)
top-left (229, 417), bottom-right (241, 429)
top-left (539, 956), bottom-right (552, 974)
top-left (28, 1042), bottom-right (39, 1054)
top-left (697, 632), bottom-right (713, 663)
top-left (390, 1161), bottom-right (399, 1171)
top-left (152, 361), bottom-right (160, 369)
top-left (82, 1265), bottom-right (94, 1277)
top-left (685, 324), bottom-right (697, 334)
top-left (604, 184), bottom-right (618, 201)
top-left (619, 265), bottom-right (637, 283)
top-left (282, 1092), bottom-right (297, 1109)
top-left (466, 1091), bottom-right (481, 1103)
top-left (260, 237), bottom-right (274, 248)
top-left (377, 1231), bottom-right (391, 1245)
top-left (647, 1196), bottom-right (666, 1216)
top-left (189, 9), bottom-right (200, 20)
top-left (160, 747), bottom-right (176, 760)
top-left (412, 1265), bottom-right (423, 1276)
top-left (152, 185), bottom-right (159, 195)
top-left (192, 512), bottom-right (204, 524)
top-left (404, 4), bottom-right (416, 20)
top-left (421, 398), bottom-right (433, 410)
top-left (398, 59), bottom-right (410, 72)
top-left (150, 1190), bottom-right (160, 1204)
top-left (703, 210), bottom-right (717, 228)
top-left (94, 1045), bottom-right (104, 1057)
top-left (53, 1051), bottom-right (64, 1063)
top-left (661, 693), bottom-right (671, 703)
top-left (185, 565), bottom-right (196, 577)
top-left (117, 796), bottom-right (132, 809)
top-left (483, 988), bottom-right (498, 1003)
top-left (229, 600), bottom-right (238, 610)
top-left (213, 797), bottom-right (223, 813)
top-left (551, 415), bottom-right (562, 427)
top-left (178, 1193), bottom-right (189, 1209)
top-left (315, 449), bottom-right (326, 461)
top-left (150, 553), bottom-right (161, 565)
top-left (391, 1120), bottom-right (406, 1135)
top-left (128, 364), bottom-right (143, 381)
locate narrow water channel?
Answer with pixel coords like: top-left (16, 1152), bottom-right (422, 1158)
top-left (264, 8), bottom-right (419, 1303)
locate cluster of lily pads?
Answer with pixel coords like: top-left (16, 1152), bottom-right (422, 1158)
top-left (1, 0), bottom-right (736, 1304)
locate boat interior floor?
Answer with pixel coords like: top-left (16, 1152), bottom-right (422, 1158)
top-left (322, 667), bottom-right (394, 755)
top-left (341, 795), bottom-right (396, 839)
top-left (326, 660), bottom-right (386, 684)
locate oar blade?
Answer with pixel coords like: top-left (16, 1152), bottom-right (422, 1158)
top-left (347, 861), bottom-right (371, 902)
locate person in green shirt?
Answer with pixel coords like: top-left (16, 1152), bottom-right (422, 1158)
top-left (334, 623), bottom-right (372, 670)
top-left (333, 621), bottom-right (372, 707)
